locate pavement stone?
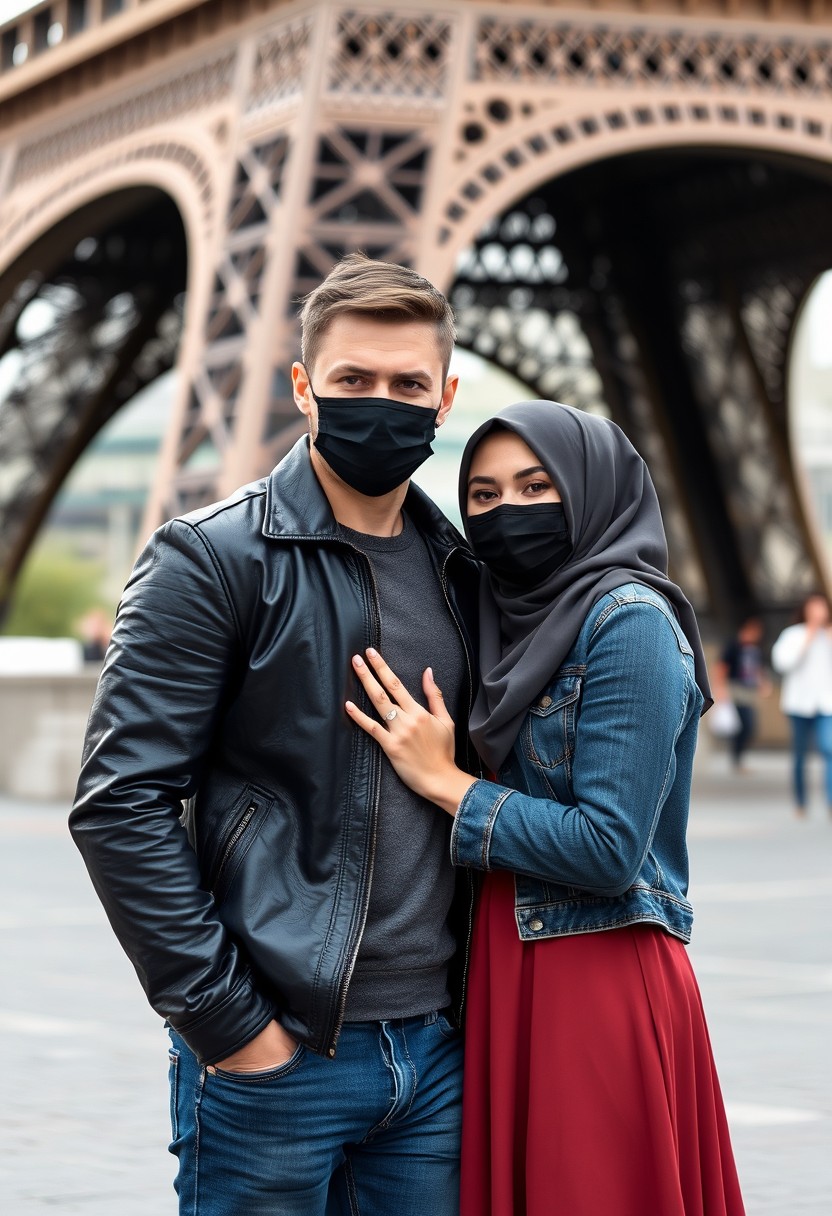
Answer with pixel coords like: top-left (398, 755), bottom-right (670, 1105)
top-left (1, 747), bottom-right (830, 1213)
top-left (687, 751), bottom-right (832, 1216)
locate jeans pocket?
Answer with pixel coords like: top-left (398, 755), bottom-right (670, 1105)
top-left (435, 1013), bottom-right (460, 1040)
top-left (168, 1048), bottom-right (180, 1144)
top-left (210, 1042), bottom-right (306, 1085)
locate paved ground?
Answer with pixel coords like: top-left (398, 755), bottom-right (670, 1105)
top-left (1, 748), bottom-right (830, 1213)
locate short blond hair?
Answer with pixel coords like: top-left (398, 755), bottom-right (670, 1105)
top-left (299, 252), bottom-right (456, 377)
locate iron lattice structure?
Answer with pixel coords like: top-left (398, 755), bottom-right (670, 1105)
top-left (2, 0), bottom-right (832, 628)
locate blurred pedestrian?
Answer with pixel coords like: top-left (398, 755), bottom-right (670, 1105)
top-left (771, 593), bottom-right (832, 818)
top-left (76, 608), bottom-right (112, 663)
top-left (713, 617), bottom-right (772, 773)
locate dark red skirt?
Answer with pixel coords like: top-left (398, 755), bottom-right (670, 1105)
top-left (460, 870), bottom-right (745, 1216)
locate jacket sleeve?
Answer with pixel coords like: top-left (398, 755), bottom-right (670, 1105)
top-left (451, 601), bottom-right (697, 898)
top-left (69, 519), bottom-right (276, 1063)
top-left (770, 626), bottom-right (806, 675)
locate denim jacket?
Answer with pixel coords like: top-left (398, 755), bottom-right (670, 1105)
top-left (451, 583), bottom-right (704, 943)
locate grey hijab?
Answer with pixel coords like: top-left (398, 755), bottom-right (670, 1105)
top-left (458, 401), bottom-right (712, 773)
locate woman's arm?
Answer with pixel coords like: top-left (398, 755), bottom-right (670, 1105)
top-left (451, 601), bottom-right (696, 896)
top-left (771, 625), bottom-right (810, 674)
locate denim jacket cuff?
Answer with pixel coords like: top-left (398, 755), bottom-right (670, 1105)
top-left (450, 779), bottom-right (514, 871)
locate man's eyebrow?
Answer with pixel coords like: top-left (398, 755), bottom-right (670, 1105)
top-left (328, 363), bottom-right (376, 377)
top-left (328, 362), bottom-right (434, 381)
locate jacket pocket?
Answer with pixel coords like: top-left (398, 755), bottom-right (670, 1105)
top-left (210, 784), bottom-right (274, 901)
top-left (523, 670), bottom-right (583, 772)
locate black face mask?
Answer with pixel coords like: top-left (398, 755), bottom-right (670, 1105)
top-left (311, 390), bottom-right (439, 498)
top-left (467, 503), bottom-right (572, 587)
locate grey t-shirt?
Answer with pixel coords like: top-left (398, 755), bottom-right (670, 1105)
top-left (340, 512), bottom-right (466, 1021)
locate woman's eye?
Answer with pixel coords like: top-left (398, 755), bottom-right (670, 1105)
top-left (526, 481), bottom-right (551, 495)
top-left (471, 490), bottom-right (497, 503)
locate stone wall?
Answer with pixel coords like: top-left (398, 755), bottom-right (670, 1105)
top-left (0, 661), bottom-right (794, 805)
top-left (0, 670), bottom-right (98, 802)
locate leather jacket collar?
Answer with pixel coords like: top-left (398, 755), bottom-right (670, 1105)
top-left (263, 436), bottom-right (468, 556)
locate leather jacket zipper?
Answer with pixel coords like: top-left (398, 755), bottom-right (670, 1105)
top-left (326, 543), bottom-right (383, 1057)
top-left (212, 798), bottom-right (259, 895)
top-left (440, 548), bottom-right (479, 1022)
top-left (440, 549), bottom-right (477, 775)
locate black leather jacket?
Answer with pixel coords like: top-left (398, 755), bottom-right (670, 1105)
top-left (70, 439), bottom-right (479, 1065)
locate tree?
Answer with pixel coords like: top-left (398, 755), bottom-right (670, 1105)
top-left (2, 546), bottom-right (112, 638)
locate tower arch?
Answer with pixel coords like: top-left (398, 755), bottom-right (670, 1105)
top-left (445, 142), bottom-right (832, 628)
top-left (0, 183), bottom-right (189, 604)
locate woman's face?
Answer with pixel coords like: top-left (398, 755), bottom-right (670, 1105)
top-left (804, 595), bottom-right (830, 627)
top-left (466, 431), bottom-right (561, 516)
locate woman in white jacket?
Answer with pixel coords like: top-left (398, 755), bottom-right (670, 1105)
top-left (771, 593), bottom-right (832, 817)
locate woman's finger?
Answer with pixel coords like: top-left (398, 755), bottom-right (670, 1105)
top-left (345, 700), bottom-right (394, 750)
top-left (423, 667), bottom-right (456, 732)
top-left (364, 648), bottom-right (420, 712)
top-left (351, 654), bottom-right (400, 719)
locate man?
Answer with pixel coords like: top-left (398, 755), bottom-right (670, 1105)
top-left (69, 253), bottom-right (479, 1215)
top-left (713, 616), bottom-right (772, 773)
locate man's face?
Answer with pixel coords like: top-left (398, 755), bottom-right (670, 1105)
top-left (738, 618), bottom-right (763, 645)
top-left (292, 313), bottom-right (458, 439)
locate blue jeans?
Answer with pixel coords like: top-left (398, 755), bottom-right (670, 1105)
top-left (168, 1012), bottom-right (463, 1215)
top-left (731, 704), bottom-right (757, 766)
top-left (788, 713), bottom-right (832, 808)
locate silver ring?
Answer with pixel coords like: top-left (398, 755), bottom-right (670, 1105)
top-left (384, 708), bottom-right (398, 722)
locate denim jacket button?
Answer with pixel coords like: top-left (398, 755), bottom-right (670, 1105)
top-left (529, 917), bottom-right (544, 932)
top-left (538, 695), bottom-right (553, 709)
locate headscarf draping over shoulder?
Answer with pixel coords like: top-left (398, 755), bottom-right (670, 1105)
top-left (458, 401), bottom-right (712, 773)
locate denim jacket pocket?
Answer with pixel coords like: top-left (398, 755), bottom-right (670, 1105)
top-left (522, 669), bottom-right (583, 773)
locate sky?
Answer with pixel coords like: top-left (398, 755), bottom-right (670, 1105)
top-left (807, 272), bottom-right (832, 368)
top-left (0, 2), bottom-right (37, 23)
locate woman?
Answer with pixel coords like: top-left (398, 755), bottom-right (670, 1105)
top-left (771, 592), bottom-right (832, 817)
top-left (345, 401), bottom-right (745, 1215)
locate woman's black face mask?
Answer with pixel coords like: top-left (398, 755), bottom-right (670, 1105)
top-left (310, 383), bottom-right (440, 498)
top-left (467, 502), bottom-right (572, 587)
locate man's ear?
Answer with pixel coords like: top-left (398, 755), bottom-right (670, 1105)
top-left (292, 362), bottom-right (313, 418)
top-left (437, 373), bottom-right (459, 426)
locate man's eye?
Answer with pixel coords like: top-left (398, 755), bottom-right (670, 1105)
top-left (398, 380), bottom-right (426, 392)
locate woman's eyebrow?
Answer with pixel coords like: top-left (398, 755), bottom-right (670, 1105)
top-left (468, 475), bottom-right (498, 486)
top-left (513, 466), bottom-right (548, 479)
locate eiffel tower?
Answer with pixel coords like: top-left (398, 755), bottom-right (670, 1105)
top-left (2, 0), bottom-right (832, 629)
